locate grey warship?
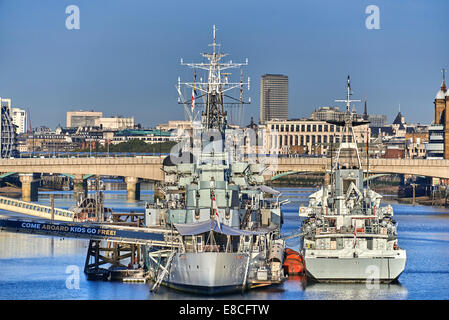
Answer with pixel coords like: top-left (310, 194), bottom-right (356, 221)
top-left (143, 26), bottom-right (285, 294)
top-left (299, 76), bottom-right (406, 283)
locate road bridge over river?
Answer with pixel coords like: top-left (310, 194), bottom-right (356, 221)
top-left (1, 156), bottom-right (448, 200)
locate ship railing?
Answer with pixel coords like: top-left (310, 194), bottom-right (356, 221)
top-left (316, 225), bottom-right (380, 235)
top-left (182, 244), bottom-right (230, 253)
top-left (203, 244), bottom-right (220, 252)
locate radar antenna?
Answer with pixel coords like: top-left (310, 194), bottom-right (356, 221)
top-left (177, 25), bottom-right (250, 132)
top-left (333, 75), bottom-right (362, 169)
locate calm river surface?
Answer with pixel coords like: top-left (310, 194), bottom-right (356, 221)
top-left (0, 182), bottom-right (448, 300)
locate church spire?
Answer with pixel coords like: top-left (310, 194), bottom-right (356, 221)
top-left (363, 98), bottom-right (368, 120)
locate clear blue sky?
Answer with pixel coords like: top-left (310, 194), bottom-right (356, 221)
top-left (0, 0), bottom-right (448, 128)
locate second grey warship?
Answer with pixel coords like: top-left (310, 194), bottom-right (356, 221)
top-left (299, 77), bottom-right (406, 283)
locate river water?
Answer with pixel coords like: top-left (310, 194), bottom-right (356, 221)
top-left (0, 183), bottom-right (448, 300)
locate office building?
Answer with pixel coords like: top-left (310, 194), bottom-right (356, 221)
top-left (94, 116), bottom-right (134, 130)
top-left (310, 106), bottom-right (345, 122)
top-left (66, 110), bottom-right (103, 128)
top-left (259, 74), bottom-right (288, 123)
top-left (112, 129), bottom-right (173, 145)
top-left (265, 118), bottom-right (370, 155)
top-left (11, 107), bottom-right (26, 134)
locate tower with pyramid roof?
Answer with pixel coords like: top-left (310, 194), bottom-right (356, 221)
top-left (427, 68), bottom-right (449, 159)
top-left (434, 68), bottom-right (448, 125)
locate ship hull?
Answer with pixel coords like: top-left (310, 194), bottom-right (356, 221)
top-left (158, 252), bottom-right (249, 294)
top-left (304, 250), bottom-right (406, 283)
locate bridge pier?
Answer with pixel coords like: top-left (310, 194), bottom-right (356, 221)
top-left (19, 174), bottom-right (39, 202)
top-left (73, 174), bottom-right (88, 203)
top-left (399, 174), bottom-right (406, 186)
top-left (125, 177), bottom-right (140, 201)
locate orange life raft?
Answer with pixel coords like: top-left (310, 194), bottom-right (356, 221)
top-left (283, 248), bottom-right (305, 275)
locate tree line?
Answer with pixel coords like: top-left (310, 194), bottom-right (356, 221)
top-left (76, 139), bottom-right (177, 153)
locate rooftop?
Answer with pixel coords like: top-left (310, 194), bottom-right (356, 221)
top-left (115, 129), bottom-right (172, 137)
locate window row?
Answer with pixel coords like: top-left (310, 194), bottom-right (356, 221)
top-left (271, 123), bottom-right (341, 133)
top-left (270, 134), bottom-right (354, 148)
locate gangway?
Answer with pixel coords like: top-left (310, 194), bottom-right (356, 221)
top-left (0, 196), bottom-right (184, 284)
top-left (0, 215), bottom-right (181, 248)
top-left (0, 195), bottom-right (184, 283)
top-left (0, 196), bottom-right (74, 221)
top-left (151, 250), bottom-right (176, 292)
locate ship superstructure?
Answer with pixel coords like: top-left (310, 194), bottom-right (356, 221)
top-left (144, 26), bottom-right (286, 294)
top-left (299, 76), bottom-right (406, 283)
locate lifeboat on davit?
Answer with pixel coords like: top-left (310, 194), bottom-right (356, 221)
top-left (283, 248), bottom-right (305, 275)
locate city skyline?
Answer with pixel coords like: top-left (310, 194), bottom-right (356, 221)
top-left (0, 0), bottom-right (448, 129)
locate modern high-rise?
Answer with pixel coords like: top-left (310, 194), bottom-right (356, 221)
top-left (259, 74), bottom-right (288, 124)
top-left (0, 97), bottom-right (18, 157)
top-left (12, 107), bottom-right (27, 134)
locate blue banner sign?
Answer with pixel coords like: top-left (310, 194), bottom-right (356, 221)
top-left (0, 219), bottom-right (165, 242)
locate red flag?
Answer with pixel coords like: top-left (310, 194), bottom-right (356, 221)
top-left (212, 193), bottom-right (221, 231)
top-left (191, 88), bottom-right (195, 113)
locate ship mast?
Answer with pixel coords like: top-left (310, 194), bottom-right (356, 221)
top-left (333, 75), bottom-right (362, 170)
top-left (177, 25), bottom-right (250, 133)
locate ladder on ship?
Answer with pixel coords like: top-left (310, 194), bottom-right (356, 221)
top-left (240, 208), bottom-right (252, 228)
top-left (151, 250), bottom-right (176, 293)
top-left (242, 253), bottom-right (251, 293)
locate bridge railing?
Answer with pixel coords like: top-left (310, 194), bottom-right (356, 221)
top-left (15, 152), bottom-right (170, 159)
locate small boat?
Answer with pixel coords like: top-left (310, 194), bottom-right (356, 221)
top-left (85, 267), bottom-right (110, 281)
top-left (109, 266), bottom-right (145, 281)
